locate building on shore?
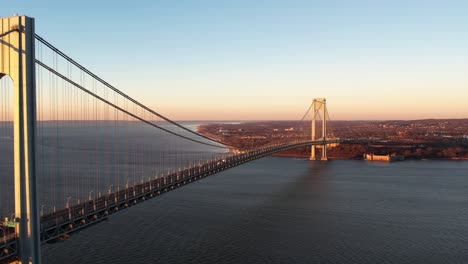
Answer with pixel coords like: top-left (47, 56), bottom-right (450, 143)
top-left (364, 153), bottom-right (405, 162)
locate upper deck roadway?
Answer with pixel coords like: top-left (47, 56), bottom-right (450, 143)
top-left (0, 139), bottom-right (339, 262)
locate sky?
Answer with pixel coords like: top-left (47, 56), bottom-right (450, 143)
top-left (2, 0), bottom-right (468, 120)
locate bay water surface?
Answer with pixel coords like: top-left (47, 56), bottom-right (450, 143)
top-left (41, 158), bottom-right (468, 264)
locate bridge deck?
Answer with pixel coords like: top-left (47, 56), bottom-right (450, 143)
top-left (0, 139), bottom-right (338, 262)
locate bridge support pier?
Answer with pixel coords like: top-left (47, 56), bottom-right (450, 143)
top-left (310, 98), bottom-right (327, 161)
top-left (1, 16), bottom-right (41, 264)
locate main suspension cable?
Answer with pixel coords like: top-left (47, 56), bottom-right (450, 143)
top-left (300, 103), bottom-right (313, 121)
top-left (0, 28), bottom-right (18, 38)
top-left (34, 34), bottom-right (237, 148)
top-left (36, 59), bottom-right (227, 149)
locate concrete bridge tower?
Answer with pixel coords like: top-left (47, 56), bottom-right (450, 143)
top-left (1, 16), bottom-right (41, 263)
top-left (310, 98), bottom-right (327, 161)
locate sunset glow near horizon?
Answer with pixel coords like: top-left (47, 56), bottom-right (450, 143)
top-left (2, 1), bottom-right (468, 121)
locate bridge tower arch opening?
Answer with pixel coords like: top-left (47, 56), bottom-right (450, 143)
top-left (1, 16), bottom-right (41, 264)
top-left (0, 75), bottom-right (15, 219)
top-left (310, 98), bottom-right (328, 161)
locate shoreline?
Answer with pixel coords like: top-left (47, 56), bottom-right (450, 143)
top-left (196, 123), bottom-right (468, 161)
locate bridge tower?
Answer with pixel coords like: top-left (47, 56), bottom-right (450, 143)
top-left (0, 16), bottom-right (41, 263)
top-left (310, 98), bottom-right (328, 161)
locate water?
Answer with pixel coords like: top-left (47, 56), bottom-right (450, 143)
top-left (0, 121), bottom-right (228, 216)
top-left (41, 158), bottom-right (468, 264)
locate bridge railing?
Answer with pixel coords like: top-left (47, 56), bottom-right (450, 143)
top-left (1, 137), bottom-right (336, 262)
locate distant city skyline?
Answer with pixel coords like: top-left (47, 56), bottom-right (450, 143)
top-left (2, 1), bottom-right (467, 120)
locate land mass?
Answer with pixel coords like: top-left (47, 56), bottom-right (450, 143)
top-left (198, 119), bottom-right (468, 160)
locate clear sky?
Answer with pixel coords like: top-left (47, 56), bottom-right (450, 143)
top-left (2, 0), bottom-right (468, 120)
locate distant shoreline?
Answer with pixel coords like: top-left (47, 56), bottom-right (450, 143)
top-left (196, 121), bottom-right (468, 161)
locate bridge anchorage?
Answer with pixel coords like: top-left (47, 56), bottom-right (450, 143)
top-left (1, 15), bottom-right (339, 264)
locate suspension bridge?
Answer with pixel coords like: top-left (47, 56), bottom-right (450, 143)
top-left (0, 16), bottom-right (340, 263)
